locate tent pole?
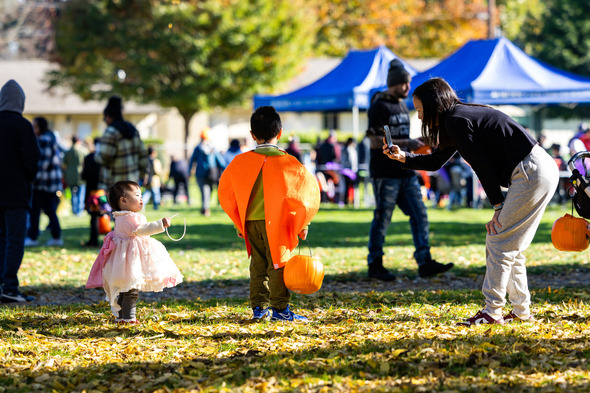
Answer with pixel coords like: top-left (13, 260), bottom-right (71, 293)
top-left (352, 105), bottom-right (359, 140)
top-left (488, 0), bottom-right (496, 38)
top-left (352, 105), bottom-right (360, 208)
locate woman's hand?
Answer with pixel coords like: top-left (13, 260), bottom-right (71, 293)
top-left (162, 217), bottom-right (171, 228)
top-left (382, 138), bottom-right (406, 162)
top-left (486, 210), bottom-right (502, 235)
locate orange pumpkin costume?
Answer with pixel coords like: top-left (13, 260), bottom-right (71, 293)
top-left (218, 150), bottom-right (320, 268)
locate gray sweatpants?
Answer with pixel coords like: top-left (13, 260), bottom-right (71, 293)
top-left (482, 144), bottom-right (559, 319)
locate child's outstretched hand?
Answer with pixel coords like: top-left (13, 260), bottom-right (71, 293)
top-left (298, 228), bottom-right (308, 240)
top-left (162, 217), bottom-right (171, 228)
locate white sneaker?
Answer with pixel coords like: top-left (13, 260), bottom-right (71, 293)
top-left (46, 238), bottom-right (64, 247)
top-left (24, 238), bottom-right (39, 247)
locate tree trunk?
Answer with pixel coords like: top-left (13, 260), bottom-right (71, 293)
top-left (181, 111), bottom-right (193, 160)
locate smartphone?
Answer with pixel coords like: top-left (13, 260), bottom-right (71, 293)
top-left (383, 125), bottom-right (393, 147)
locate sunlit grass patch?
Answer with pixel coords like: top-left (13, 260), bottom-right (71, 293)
top-left (2, 204), bottom-right (590, 391)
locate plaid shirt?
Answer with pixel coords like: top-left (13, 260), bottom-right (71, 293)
top-left (95, 124), bottom-right (148, 190)
top-left (33, 133), bottom-right (63, 193)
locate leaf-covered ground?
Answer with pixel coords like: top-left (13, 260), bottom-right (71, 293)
top-left (2, 204), bottom-right (590, 392)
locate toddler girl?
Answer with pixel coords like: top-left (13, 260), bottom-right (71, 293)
top-left (86, 180), bottom-right (183, 323)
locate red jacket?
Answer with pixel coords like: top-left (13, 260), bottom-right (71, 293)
top-left (218, 151), bottom-right (320, 268)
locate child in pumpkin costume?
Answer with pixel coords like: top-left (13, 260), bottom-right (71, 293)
top-left (218, 106), bottom-right (320, 322)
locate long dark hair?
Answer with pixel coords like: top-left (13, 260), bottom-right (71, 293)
top-left (413, 78), bottom-right (490, 147)
top-left (412, 78), bottom-right (461, 147)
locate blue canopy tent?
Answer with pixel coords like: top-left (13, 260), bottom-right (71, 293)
top-left (405, 37), bottom-right (590, 108)
top-left (253, 46), bottom-right (417, 138)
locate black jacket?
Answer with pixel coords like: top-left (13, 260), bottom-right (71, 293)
top-left (403, 104), bottom-right (537, 205)
top-left (367, 92), bottom-right (415, 178)
top-left (0, 80), bottom-right (40, 209)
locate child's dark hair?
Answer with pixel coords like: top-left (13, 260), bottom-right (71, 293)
top-left (33, 116), bottom-right (49, 134)
top-left (250, 106), bottom-right (282, 142)
top-left (108, 181), bottom-right (140, 211)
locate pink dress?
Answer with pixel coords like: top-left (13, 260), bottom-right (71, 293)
top-left (86, 211), bottom-right (184, 315)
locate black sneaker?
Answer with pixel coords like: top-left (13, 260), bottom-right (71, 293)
top-left (1, 291), bottom-right (35, 303)
top-left (418, 260), bottom-right (454, 278)
top-left (368, 261), bottom-right (396, 281)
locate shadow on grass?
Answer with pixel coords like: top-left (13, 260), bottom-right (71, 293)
top-left (1, 326), bottom-right (590, 392)
top-left (8, 273), bottom-right (590, 321)
top-left (4, 288), bottom-right (590, 340)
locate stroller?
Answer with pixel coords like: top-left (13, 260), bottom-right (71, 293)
top-left (567, 151), bottom-right (590, 219)
top-left (551, 151), bottom-right (590, 251)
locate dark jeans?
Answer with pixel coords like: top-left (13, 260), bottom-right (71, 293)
top-left (70, 184), bottom-right (86, 215)
top-left (27, 190), bottom-right (61, 240)
top-left (0, 208), bottom-right (28, 293)
top-left (173, 178), bottom-right (190, 204)
top-left (247, 220), bottom-right (290, 310)
top-left (368, 176), bottom-right (431, 266)
top-left (142, 187), bottom-right (161, 209)
top-left (196, 176), bottom-right (213, 211)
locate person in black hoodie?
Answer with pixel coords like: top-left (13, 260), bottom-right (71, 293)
top-left (0, 79), bottom-right (41, 303)
top-left (95, 96), bottom-right (148, 190)
top-left (366, 59), bottom-right (453, 281)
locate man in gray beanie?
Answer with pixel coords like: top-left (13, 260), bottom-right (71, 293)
top-left (365, 59), bottom-right (453, 281)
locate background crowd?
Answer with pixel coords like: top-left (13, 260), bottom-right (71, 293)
top-left (1, 73), bottom-right (586, 304)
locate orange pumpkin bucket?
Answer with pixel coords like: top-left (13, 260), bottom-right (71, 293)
top-left (98, 214), bottom-right (112, 235)
top-left (284, 242), bottom-right (324, 295)
top-left (551, 213), bottom-right (590, 252)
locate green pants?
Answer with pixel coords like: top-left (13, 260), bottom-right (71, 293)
top-left (246, 220), bottom-right (290, 310)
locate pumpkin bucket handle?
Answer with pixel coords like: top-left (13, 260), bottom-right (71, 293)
top-left (297, 239), bottom-right (312, 257)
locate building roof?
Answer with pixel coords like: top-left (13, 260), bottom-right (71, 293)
top-left (0, 59), bottom-right (160, 115)
top-left (254, 46), bottom-right (419, 112)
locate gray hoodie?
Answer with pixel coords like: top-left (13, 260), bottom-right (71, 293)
top-left (0, 79), bottom-right (26, 114)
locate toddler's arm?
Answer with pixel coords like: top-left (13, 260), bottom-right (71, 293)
top-left (133, 219), bottom-right (167, 236)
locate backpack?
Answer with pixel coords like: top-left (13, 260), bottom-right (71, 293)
top-left (204, 151), bottom-right (224, 183)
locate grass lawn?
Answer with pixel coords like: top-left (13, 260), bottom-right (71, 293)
top-left (2, 201), bottom-right (590, 392)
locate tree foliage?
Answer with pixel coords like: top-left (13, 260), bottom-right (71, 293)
top-left (496, 0), bottom-right (544, 46)
top-left (511, 0), bottom-right (590, 118)
top-left (48, 0), bottom-right (314, 154)
top-left (517, 0), bottom-right (590, 77)
top-left (309, 0), bottom-right (490, 58)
